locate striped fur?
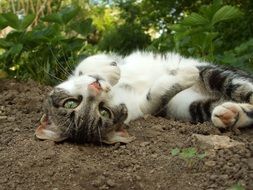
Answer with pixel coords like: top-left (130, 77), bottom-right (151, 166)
top-left (36, 51), bottom-right (253, 144)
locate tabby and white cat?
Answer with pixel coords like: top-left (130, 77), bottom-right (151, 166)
top-left (35, 52), bottom-right (253, 144)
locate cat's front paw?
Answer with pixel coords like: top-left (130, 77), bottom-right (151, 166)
top-left (211, 102), bottom-right (253, 129)
top-left (212, 102), bottom-right (240, 128)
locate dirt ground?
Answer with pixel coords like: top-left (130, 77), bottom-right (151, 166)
top-left (0, 79), bottom-right (252, 190)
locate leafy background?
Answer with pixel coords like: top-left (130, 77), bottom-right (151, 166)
top-left (0, 0), bottom-right (252, 85)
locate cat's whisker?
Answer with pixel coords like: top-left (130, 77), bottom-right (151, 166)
top-left (43, 69), bottom-right (64, 82)
top-left (59, 48), bottom-right (73, 73)
top-left (97, 126), bottom-right (103, 147)
top-left (49, 47), bottom-right (71, 76)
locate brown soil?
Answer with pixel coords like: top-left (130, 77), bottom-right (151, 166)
top-left (0, 79), bottom-right (252, 190)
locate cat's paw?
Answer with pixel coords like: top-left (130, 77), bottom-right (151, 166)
top-left (212, 102), bottom-right (240, 128)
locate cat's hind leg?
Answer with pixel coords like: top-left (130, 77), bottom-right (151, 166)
top-left (212, 102), bottom-right (253, 129)
top-left (140, 67), bottom-right (199, 115)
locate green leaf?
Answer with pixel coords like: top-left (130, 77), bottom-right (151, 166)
top-left (7, 44), bottom-right (23, 57)
top-left (60, 5), bottom-right (80, 24)
top-left (199, 0), bottom-right (223, 19)
top-left (0, 15), bottom-right (8, 30)
top-left (70, 18), bottom-right (93, 36)
top-left (2, 12), bottom-right (20, 30)
top-left (41, 13), bottom-right (63, 24)
top-left (24, 25), bottom-right (61, 43)
top-left (212, 5), bottom-right (243, 25)
top-left (229, 183), bottom-right (245, 190)
top-left (0, 39), bottom-right (14, 48)
top-left (179, 148), bottom-right (197, 159)
top-left (197, 153), bottom-right (206, 159)
top-left (171, 148), bottom-right (180, 156)
top-left (182, 13), bottom-right (209, 26)
top-left (20, 14), bottom-right (35, 29)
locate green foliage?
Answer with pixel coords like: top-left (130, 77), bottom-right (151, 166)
top-left (218, 39), bottom-right (253, 72)
top-left (1, 13), bottom-right (36, 30)
top-left (0, 5), bottom-right (94, 85)
top-left (171, 147), bottom-right (206, 160)
top-left (170, 0), bottom-right (243, 59)
top-left (99, 23), bottom-right (151, 55)
top-left (41, 5), bottom-right (80, 25)
top-left (229, 183), bottom-right (245, 190)
top-left (0, 0), bottom-right (253, 84)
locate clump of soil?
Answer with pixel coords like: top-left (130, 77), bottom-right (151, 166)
top-left (0, 79), bottom-right (252, 190)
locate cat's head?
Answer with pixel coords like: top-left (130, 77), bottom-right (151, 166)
top-left (35, 75), bottom-right (134, 144)
top-left (36, 54), bottom-right (134, 144)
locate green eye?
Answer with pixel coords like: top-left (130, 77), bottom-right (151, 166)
top-left (99, 107), bottom-right (111, 118)
top-left (63, 100), bottom-right (79, 109)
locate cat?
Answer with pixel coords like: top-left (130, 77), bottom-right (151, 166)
top-left (35, 51), bottom-right (253, 144)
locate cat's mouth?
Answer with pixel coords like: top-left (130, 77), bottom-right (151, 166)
top-left (35, 114), bottom-right (135, 144)
top-left (88, 81), bottom-right (102, 94)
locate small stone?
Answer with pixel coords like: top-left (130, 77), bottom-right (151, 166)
top-left (140, 141), bottom-right (150, 147)
top-left (113, 143), bottom-right (121, 150)
top-left (13, 128), bottom-right (20, 132)
top-left (149, 169), bottom-right (155, 174)
top-left (151, 125), bottom-right (164, 132)
top-left (205, 160), bottom-right (216, 167)
top-left (192, 134), bottom-right (245, 150)
top-left (106, 179), bottom-right (116, 187)
top-left (99, 185), bottom-right (109, 190)
top-left (0, 116), bottom-right (7, 120)
top-left (247, 158), bottom-right (253, 170)
top-left (7, 117), bottom-right (15, 122)
top-left (135, 175), bottom-right (141, 181)
top-left (92, 179), bottom-right (103, 187)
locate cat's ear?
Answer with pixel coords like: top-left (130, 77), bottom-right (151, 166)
top-left (102, 127), bottom-right (135, 144)
top-left (35, 114), bottom-right (67, 142)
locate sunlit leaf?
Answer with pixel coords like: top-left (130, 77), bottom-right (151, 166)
top-left (20, 14), bottom-right (36, 29)
top-left (70, 18), bottom-right (93, 36)
top-left (0, 15), bottom-right (8, 30)
top-left (200, 0), bottom-right (223, 19)
top-left (41, 13), bottom-right (63, 24)
top-left (2, 12), bottom-right (20, 29)
top-left (0, 70), bottom-right (8, 79)
top-left (182, 13), bottom-right (209, 26)
top-left (60, 5), bottom-right (80, 24)
top-left (212, 5), bottom-right (243, 25)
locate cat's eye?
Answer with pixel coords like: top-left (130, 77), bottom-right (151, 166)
top-left (63, 99), bottom-right (79, 109)
top-left (99, 107), bottom-right (111, 118)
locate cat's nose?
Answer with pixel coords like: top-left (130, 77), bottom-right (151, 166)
top-left (88, 74), bottom-right (104, 82)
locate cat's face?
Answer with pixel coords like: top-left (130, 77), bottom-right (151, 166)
top-left (35, 75), bottom-right (134, 144)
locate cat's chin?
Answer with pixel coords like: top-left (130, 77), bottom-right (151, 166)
top-left (35, 114), bottom-right (135, 144)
